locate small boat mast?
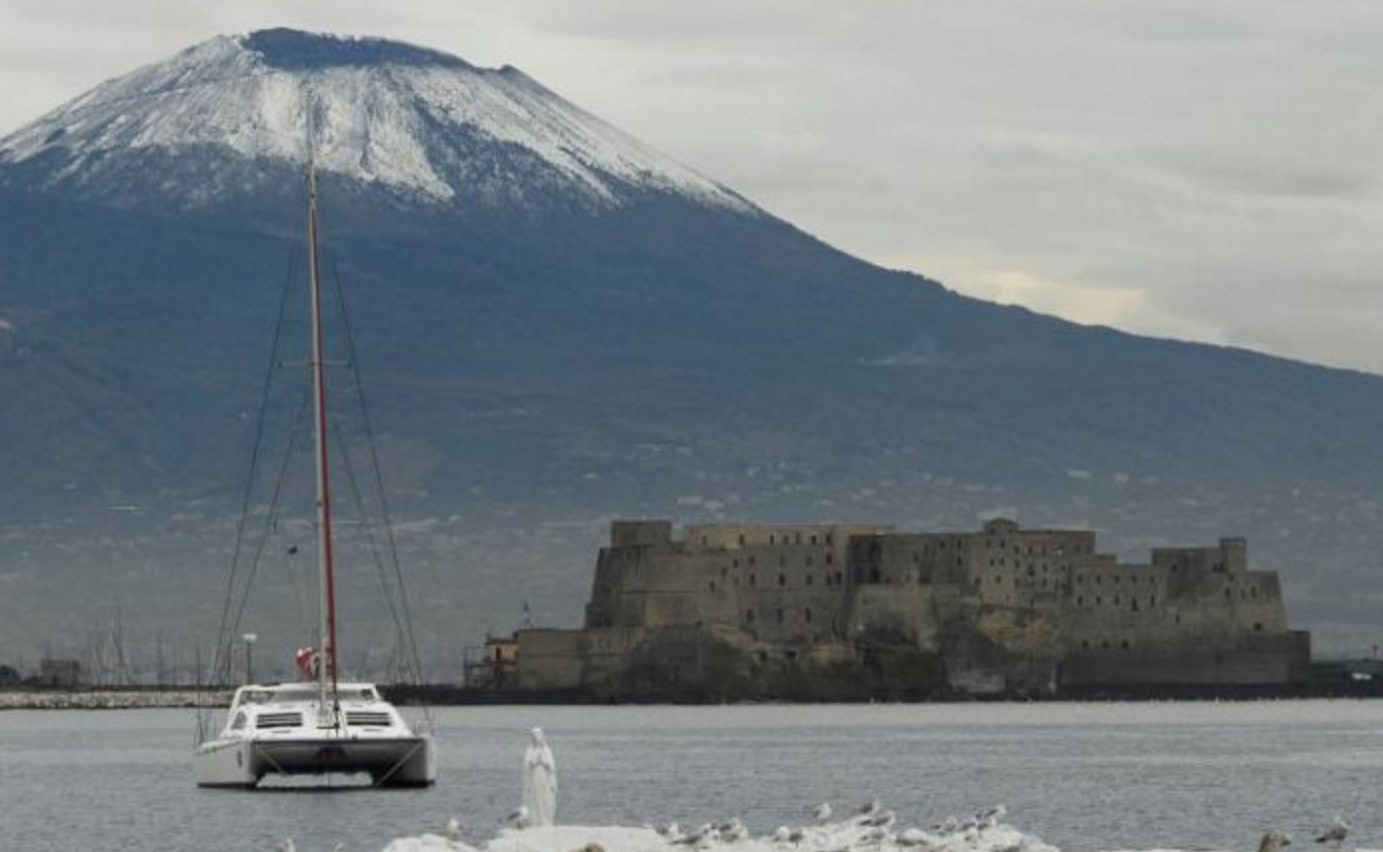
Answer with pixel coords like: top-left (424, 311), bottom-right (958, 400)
top-left (305, 104), bottom-right (341, 725)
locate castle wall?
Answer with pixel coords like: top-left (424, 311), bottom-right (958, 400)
top-left (515, 627), bottom-right (649, 691)
top-left (586, 521), bottom-right (893, 647)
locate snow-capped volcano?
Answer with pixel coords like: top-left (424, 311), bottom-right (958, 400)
top-left (0, 28), bottom-right (754, 213)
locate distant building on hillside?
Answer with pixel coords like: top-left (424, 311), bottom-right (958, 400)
top-left (509, 519), bottom-right (1310, 699)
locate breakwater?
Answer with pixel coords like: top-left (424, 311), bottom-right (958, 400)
top-left (0, 689), bottom-right (231, 709)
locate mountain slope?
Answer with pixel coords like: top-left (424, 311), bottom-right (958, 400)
top-left (0, 30), bottom-right (1379, 676)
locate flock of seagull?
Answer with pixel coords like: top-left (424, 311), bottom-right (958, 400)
top-left (290, 803), bottom-right (1358, 852)
top-left (641, 800), bottom-right (1024, 852)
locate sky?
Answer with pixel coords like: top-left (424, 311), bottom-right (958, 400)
top-left (2, 1), bottom-right (1382, 373)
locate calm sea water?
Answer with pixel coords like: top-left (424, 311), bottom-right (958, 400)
top-left (2, 701), bottom-right (1380, 852)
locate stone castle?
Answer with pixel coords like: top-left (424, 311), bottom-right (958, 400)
top-left (504, 518), bottom-right (1311, 699)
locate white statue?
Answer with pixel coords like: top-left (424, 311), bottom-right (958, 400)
top-left (521, 727), bottom-right (557, 827)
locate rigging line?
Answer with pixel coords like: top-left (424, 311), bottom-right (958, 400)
top-left (326, 409), bottom-right (409, 681)
top-left (225, 385), bottom-right (315, 670)
top-left (207, 247), bottom-right (298, 689)
top-left (330, 257), bottom-right (432, 693)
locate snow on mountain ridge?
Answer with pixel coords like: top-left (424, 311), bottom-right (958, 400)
top-left (0, 29), bottom-right (755, 213)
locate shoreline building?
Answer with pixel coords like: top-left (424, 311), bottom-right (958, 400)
top-left (511, 519), bottom-right (1311, 700)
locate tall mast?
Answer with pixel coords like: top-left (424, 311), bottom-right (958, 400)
top-left (305, 102), bottom-right (341, 719)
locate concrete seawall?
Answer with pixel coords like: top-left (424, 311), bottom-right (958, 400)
top-left (0, 690), bottom-right (232, 709)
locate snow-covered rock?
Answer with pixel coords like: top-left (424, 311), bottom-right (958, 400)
top-left (0, 28), bottom-right (755, 213)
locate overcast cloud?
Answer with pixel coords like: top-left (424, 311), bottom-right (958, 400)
top-left (3, 1), bottom-right (1381, 373)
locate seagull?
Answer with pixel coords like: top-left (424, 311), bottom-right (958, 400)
top-left (656, 823), bottom-right (682, 840)
top-left (678, 824), bottom-right (715, 846)
top-left (978, 805), bottom-right (1007, 829)
top-left (897, 828), bottom-right (929, 847)
top-left (505, 805), bottom-right (530, 830)
top-left (718, 818), bottom-right (749, 842)
top-left (857, 800), bottom-right (883, 818)
top-left (861, 810), bottom-right (895, 829)
top-left (1261, 832), bottom-right (1293, 852)
top-left (1316, 818), bottom-right (1348, 848)
top-left (812, 803), bottom-right (833, 824)
top-left (445, 816), bottom-right (463, 842)
top-left (772, 827), bottom-right (792, 843)
top-left (275, 841), bottom-right (296, 852)
top-left (787, 828), bottom-right (807, 844)
top-left (931, 817), bottom-right (960, 836)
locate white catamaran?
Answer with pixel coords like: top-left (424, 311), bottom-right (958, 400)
top-left (193, 119), bottom-right (436, 788)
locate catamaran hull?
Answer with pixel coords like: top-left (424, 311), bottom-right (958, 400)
top-left (195, 735), bottom-right (436, 788)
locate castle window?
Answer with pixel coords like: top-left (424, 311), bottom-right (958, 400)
top-left (1175, 612), bottom-right (1182, 624)
top-left (723, 566), bottom-right (730, 577)
top-left (1224, 587), bottom-right (1232, 599)
top-left (1077, 596), bottom-right (1084, 606)
top-left (769, 535), bottom-right (775, 545)
top-left (1253, 622), bottom-right (1263, 632)
top-left (1081, 640), bottom-right (1089, 649)
top-left (776, 608), bottom-right (784, 623)
top-left (1130, 598), bottom-right (1138, 612)
top-left (806, 574), bottom-right (814, 586)
top-left (1121, 640), bottom-right (1130, 650)
top-left (836, 572), bottom-right (844, 584)
top-left (778, 573), bottom-right (787, 586)
top-left (746, 609), bottom-right (755, 623)
top-left (826, 534), bottom-right (833, 545)
top-left (709, 581), bottom-right (716, 592)
top-left (749, 574), bottom-right (757, 587)
top-left (1101, 640), bottom-right (1109, 649)
top-left (749, 556), bottom-right (756, 567)
top-left (1096, 596), bottom-right (1103, 605)
top-left (811, 534), bottom-right (818, 545)
top-left (738, 534), bottom-right (745, 546)
top-left (1150, 595), bottom-right (1156, 606)
top-left (805, 607), bottom-right (813, 623)
top-left (1114, 596), bottom-right (1121, 605)
top-left (825, 553), bottom-right (833, 565)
